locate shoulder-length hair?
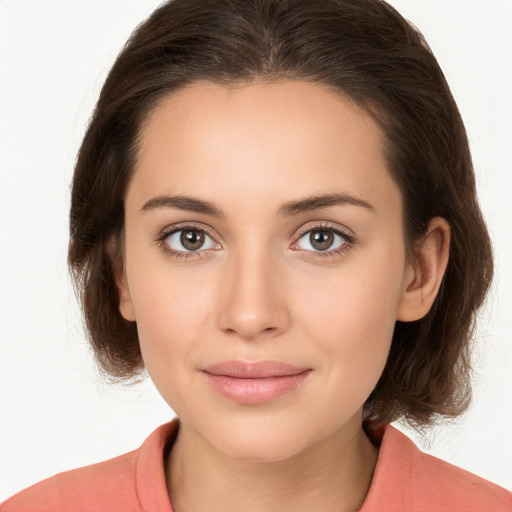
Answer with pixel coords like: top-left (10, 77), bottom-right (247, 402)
top-left (68, 0), bottom-right (493, 429)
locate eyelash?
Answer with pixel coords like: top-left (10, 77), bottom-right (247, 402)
top-left (292, 222), bottom-right (355, 260)
top-left (155, 221), bottom-right (356, 261)
top-left (155, 223), bottom-right (219, 260)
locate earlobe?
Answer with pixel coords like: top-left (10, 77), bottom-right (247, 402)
top-left (118, 273), bottom-right (136, 322)
top-left (397, 217), bottom-right (450, 322)
top-left (105, 235), bottom-right (136, 322)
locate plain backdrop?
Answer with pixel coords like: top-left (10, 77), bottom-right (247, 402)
top-left (1, 0), bottom-right (511, 501)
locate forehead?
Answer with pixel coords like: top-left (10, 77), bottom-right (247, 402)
top-left (129, 79), bottom-right (401, 218)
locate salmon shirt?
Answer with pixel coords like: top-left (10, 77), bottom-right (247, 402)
top-left (2, 419), bottom-right (511, 511)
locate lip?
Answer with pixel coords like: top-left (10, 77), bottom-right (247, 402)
top-left (203, 360), bottom-right (312, 404)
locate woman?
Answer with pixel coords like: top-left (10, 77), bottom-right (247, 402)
top-left (2, 0), bottom-right (511, 510)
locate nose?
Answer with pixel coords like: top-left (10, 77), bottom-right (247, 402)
top-left (216, 247), bottom-right (290, 341)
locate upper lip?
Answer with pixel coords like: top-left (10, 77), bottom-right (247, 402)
top-left (203, 360), bottom-right (310, 378)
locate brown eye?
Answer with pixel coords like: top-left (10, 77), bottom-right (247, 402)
top-left (309, 231), bottom-right (334, 251)
top-left (162, 228), bottom-right (219, 253)
top-left (181, 230), bottom-right (205, 250)
top-left (295, 227), bottom-right (349, 253)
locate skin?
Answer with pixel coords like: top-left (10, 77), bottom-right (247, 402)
top-left (115, 79), bottom-right (450, 512)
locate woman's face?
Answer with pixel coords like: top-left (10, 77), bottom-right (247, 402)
top-left (119, 79), bottom-right (415, 461)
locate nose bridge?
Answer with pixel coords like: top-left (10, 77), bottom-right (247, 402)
top-left (216, 239), bottom-right (289, 340)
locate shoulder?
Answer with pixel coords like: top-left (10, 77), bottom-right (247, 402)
top-left (1, 421), bottom-right (178, 512)
top-left (361, 425), bottom-right (512, 512)
top-left (1, 450), bottom-right (139, 512)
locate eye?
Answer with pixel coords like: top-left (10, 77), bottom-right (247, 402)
top-left (294, 226), bottom-right (353, 254)
top-left (159, 227), bottom-right (220, 255)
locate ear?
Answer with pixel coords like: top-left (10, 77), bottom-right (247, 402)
top-left (397, 217), bottom-right (450, 322)
top-left (106, 235), bottom-right (136, 322)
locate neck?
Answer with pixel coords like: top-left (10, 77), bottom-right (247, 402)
top-left (166, 417), bottom-right (378, 512)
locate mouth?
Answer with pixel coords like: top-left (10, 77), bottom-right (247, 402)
top-left (202, 360), bottom-right (312, 404)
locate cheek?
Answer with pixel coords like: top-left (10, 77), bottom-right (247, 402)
top-left (126, 257), bottom-right (217, 363)
top-left (294, 249), bottom-right (405, 380)
top-left (126, 268), bottom-right (215, 412)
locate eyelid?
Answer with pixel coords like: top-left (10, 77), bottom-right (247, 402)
top-left (157, 221), bottom-right (219, 242)
top-left (294, 220), bottom-right (354, 239)
top-left (156, 221), bottom-right (221, 257)
top-left (290, 221), bottom-right (356, 258)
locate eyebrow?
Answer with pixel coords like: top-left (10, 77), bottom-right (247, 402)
top-left (278, 193), bottom-right (375, 216)
top-left (141, 195), bottom-right (225, 217)
top-left (140, 193), bottom-right (375, 217)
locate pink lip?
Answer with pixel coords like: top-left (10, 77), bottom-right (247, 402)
top-left (203, 360), bottom-right (312, 404)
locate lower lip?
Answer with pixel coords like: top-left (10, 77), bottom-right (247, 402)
top-left (204, 371), bottom-right (311, 405)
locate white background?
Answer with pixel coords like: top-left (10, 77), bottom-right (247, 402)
top-left (1, 0), bottom-right (511, 501)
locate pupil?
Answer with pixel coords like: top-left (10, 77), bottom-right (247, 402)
top-left (181, 230), bottom-right (205, 250)
top-left (310, 231), bottom-right (333, 251)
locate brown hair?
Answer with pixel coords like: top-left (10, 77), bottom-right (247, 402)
top-left (68, 0), bottom-right (493, 429)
